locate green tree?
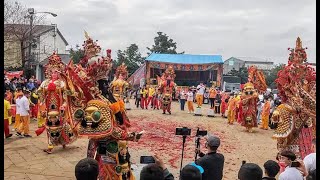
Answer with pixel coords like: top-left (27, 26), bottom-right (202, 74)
top-left (69, 47), bottom-right (85, 64)
top-left (264, 64), bottom-right (285, 89)
top-left (227, 66), bottom-right (248, 84)
top-left (115, 44), bottom-right (145, 76)
top-left (147, 32), bottom-right (184, 55)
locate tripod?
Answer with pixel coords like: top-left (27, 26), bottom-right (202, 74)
top-left (194, 128), bottom-right (201, 162)
top-left (179, 135), bottom-right (187, 173)
top-left (195, 136), bottom-right (201, 162)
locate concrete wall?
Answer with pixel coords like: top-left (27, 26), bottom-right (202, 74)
top-left (224, 57), bottom-right (275, 74)
top-left (4, 36), bottom-right (22, 68)
top-left (33, 29), bottom-right (68, 63)
top-left (223, 57), bottom-right (245, 74)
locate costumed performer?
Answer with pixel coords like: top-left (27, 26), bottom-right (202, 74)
top-left (271, 37), bottom-right (316, 159)
top-left (220, 92), bottom-right (229, 118)
top-left (227, 93), bottom-right (236, 125)
top-left (260, 96), bottom-right (270, 130)
top-left (36, 52), bottom-right (78, 154)
top-left (159, 66), bottom-right (176, 115)
top-left (67, 32), bottom-right (143, 179)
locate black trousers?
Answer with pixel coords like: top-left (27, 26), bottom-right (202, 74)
top-left (215, 104), bottom-right (220, 114)
top-left (136, 98), bottom-right (141, 108)
top-left (180, 99), bottom-right (186, 110)
top-left (209, 98), bottom-right (215, 108)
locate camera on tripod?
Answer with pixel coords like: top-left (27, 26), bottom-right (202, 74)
top-left (196, 129), bottom-right (207, 136)
top-left (175, 127), bottom-right (191, 172)
top-left (175, 127), bottom-right (191, 136)
top-left (194, 128), bottom-right (208, 161)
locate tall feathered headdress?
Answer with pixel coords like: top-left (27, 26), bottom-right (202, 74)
top-left (115, 63), bottom-right (128, 79)
top-left (44, 52), bottom-right (65, 78)
top-left (163, 66), bottom-right (176, 79)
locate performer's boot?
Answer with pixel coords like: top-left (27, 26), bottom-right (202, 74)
top-left (162, 110), bottom-right (165, 114)
top-left (63, 145), bottom-right (66, 149)
top-left (44, 144), bottom-right (54, 154)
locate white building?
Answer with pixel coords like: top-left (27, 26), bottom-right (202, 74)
top-left (30, 25), bottom-right (69, 81)
top-left (223, 57), bottom-right (274, 74)
top-left (4, 24), bottom-right (69, 80)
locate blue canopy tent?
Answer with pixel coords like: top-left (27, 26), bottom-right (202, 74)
top-left (143, 53), bottom-right (224, 86)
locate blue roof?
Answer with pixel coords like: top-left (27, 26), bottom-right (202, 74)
top-left (145, 53), bottom-right (223, 64)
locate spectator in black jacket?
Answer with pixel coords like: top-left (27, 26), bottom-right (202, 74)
top-left (140, 155), bottom-right (174, 180)
top-left (195, 135), bottom-right (224, 180)
top-left (262, 160), bottom-right (280, 180)
top-left (306, 169), bottom-right (316, 180)
top-left (135, 88), bottom-right (142, 108)
top-left (238, 163), bottom-right (263, 180)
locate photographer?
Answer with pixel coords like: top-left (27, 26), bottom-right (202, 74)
top-left (140, 155), bottom-right (174, 180)
top-left (278, 150), bottom-right (308, 180)
top-left (195, 135), bottom-right (224, 180)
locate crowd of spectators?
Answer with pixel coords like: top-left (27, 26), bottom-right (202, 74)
top-left (4, 75), bottom-right (40, 94)
top-left (4, 74), bottom-right (41, 139)
top-left (74, 136), bottom-right (316, 180)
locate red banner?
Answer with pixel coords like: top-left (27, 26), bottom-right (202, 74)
top-left (5, 71), bottom-right (23, 80)
top-left (128, 64), bottom-right (146, 86)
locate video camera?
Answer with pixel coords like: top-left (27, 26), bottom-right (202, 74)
top-left (140, 156), bottom-right (155, 164)
top-left (196, 129), bottom-right (207, 136)
top-left (175, 127), bottom-right (191, 172)
top-left (194, 128), bottom-right (208, 161)
top-left (175, 127), bottom-right (191, 136)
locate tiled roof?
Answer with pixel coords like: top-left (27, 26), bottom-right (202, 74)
top-left (4, 24), bottom-right (68, 45)
top-left (39, 54), bottom-right (71, 66)
top-left (233, 57), bottom-right (273, 63)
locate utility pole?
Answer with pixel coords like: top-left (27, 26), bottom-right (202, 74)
top-left (52, 24), bottom-right (57, 51)
top-left (25, 8), bottom-right (57, 67)
top-left (27, 8), bottom-right (35, 68)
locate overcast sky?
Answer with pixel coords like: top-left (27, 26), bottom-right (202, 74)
top-left (19, 0), bottom-right (316, 64)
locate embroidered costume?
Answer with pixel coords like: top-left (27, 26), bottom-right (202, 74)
top-left (35, 52), bottom-right (78, 154)
top-left (66, 32), bottom-right (142, 179)
top-left (271, 37), bottom-right (316, 159)
top-left (158, 66), bottom-right (176, 114)
top-left (239, 66), bottom-right (267, 132)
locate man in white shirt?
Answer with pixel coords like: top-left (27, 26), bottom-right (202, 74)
top-left (303, 138), bottom-right (316, 173)
top-left (16, 90), bottom-right (32, 137)
top-left (278, 150), bottom-right (308, 180)
top-left (196, 82), bottom-right (206, 108)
